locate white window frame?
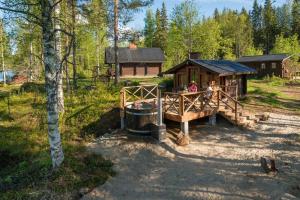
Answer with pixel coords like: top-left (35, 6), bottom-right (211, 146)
top-left (261, 63), bottom-right (266, 70)
top-left (272, 62), bottom-right (276, 69)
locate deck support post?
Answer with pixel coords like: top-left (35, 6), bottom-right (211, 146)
top-left (181, 121), bottom-right (189, 135)
top-left (121, 116), bottom-right (125, 129)
top-left (209, 114), bottom-right (216, 126)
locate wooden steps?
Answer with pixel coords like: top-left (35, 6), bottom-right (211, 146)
top-left (218, 102), bottom-right (258, 128)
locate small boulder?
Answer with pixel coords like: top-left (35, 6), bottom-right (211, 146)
top-left (176, 131), bottom-right (190, 146)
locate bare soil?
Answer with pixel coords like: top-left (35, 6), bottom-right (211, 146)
top-left (82, 114), bottom-right (300, 200)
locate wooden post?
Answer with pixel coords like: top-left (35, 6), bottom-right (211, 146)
top-left (141, 86), bottom-right (144, 100)
top-left (120, 88), bottom-right (125, 129)
top-left (179, 94), bottom-right (184, 116)
top-left (235, 85), bottom-right (238, 100)
top-left (200, 93), bottom-right (203, 110)
top-left (235, 102), bottom-right (238, 123)
top-left (181, 121), bottom-right (189, 135)
top-left (217, 90), bottom-right (220, 109)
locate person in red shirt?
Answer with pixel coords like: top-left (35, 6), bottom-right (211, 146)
top-left (188, 81), bottom-right (198, 92)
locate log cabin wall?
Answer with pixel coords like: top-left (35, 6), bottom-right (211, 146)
top-left (174, 65), bottom-right (219, 90)
top-left (120, 63), bottom-right (162, 77)
top-left (238, 60), bottom-right (283, 78)
top-left (173, 65), bottom-right (247, 96)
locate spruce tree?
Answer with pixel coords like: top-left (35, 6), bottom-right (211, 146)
top-left (263, 0), bottom-right (277, 53)
top-left (144, 9), bottom-right (155, 47)
top-left (160, 2), bottom-right (168, 51)
top-left (251, 0), bottom-right (263, 48)
top-left (153, 9), bottom-right (162, 48)
top-left (292, 0), bottom-right (300, 38)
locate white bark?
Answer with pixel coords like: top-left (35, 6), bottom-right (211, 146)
top-left (54, 1), bottom-right (64, 113)
top-left (1, 19), bottom-right (5, 85)
top-left (42, 0), bottom-right (64, 168)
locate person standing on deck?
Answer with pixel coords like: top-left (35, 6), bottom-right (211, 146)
top-left (204, 82), bottom-right (213, 100)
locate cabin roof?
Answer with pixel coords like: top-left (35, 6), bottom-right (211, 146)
top-left (236, 54), bottom-right (290, 63)
top-left (105, 47), bottom-right (165, 64)
top-left (164, 59), bottom-right (256, 76)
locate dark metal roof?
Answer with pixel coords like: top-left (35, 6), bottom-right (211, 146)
top-left (164, 59), bottom-right (256, 76)
top-left (236, 54), bottom-right (290, 63)
top-left (105, 47), bottom-right (165, 64)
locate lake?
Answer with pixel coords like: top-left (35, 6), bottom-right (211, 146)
top-left (0, 70), bottom-right (15, 82)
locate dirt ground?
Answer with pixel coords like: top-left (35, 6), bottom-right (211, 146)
top-left (82, 113), bottom-right (300, 200)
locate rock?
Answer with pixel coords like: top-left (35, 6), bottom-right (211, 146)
top-left (79, 187), bottom-right (90, 197)
top-left (260, 157), bottom-right (278, 173)
top-left (176, 131), bottom-right (190, 146)
top-left (261, 113), bottom-right (270, 121)
top-left (280, 193), bottom-right (298, 200)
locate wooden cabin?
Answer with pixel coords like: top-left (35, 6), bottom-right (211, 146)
top-left (236, 54), bottom-right (299, 78)
top-left (163, 58), bottom-right (256, 97)
top-left (105, 43), bottom-right (165, 77)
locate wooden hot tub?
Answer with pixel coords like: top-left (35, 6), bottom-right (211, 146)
top-left (125, 102), bottom-right (157, 136)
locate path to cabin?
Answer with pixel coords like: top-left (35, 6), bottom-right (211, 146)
top-left (82, 112), bottom-right (300, 200)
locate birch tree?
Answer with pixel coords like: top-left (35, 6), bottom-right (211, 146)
top-left (0, 0), bottom-right (65, 168)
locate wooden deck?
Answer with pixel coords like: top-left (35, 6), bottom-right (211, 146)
top-left (120, 85), bottom-right (247, 126)
top-left (163, 92), bottom-right (218, 122)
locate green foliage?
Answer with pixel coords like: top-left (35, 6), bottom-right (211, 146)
top-left (271, 34), bottom-right (300, 60)
top-left (0, 81), bottom-right (119, 198)
top-left (292, 0), bottom-right (300, 36)
top-left (144, 9), bottom-right (155, 47)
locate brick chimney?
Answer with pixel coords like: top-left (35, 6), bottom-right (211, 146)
top-left (189, 52), bottom-right (200, 59)
top-left (129, 42), bottom-right (137, 49)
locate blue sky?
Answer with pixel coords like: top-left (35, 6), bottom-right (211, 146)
top-left (128, 0), bottom-right (288, 30)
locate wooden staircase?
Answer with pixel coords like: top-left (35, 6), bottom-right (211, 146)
top-left (216, 90), bottom-right (259, 128)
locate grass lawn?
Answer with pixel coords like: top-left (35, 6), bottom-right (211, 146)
top-left (243, 77), bottom-right (300, 114)
top-left (0, 80), bottom-right (120, 199)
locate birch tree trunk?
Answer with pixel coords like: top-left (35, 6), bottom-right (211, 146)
top-left (54, 1), bottom-right (64, 113)
top-left (1, 20), bottom-right (6, 86)
top-left (41, 0), bottom-right (64, 168)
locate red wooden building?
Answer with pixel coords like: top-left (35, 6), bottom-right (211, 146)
top-left (105, 44), bottom-right (165, 77)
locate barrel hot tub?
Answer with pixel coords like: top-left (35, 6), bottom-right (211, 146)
top-left (125, 102), bottom-right (157, 136)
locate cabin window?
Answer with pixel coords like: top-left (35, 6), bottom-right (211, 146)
top-left (261, 63), bottom-right (266, 70)
top-left (177, 73), bottom-right (185, 88)
top-left (272, 62), bottom-right (277, 69)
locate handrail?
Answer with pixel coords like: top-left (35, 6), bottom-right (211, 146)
top-left (219, 89), bottom-right (243, 108)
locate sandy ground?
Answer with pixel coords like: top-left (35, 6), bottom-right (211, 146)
top-left (82, 113), bottom-right (300, 200)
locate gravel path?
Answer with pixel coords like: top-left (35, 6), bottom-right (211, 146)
top-left (82, 113), bottom-right (300, 200)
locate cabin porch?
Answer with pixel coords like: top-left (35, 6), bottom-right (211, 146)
top-left (120, 84), bottom-right (251, 138)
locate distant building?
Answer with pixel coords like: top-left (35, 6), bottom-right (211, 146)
top-left (236, 54), bottom-right (299, 78)
top-left (105, 43), bottom-right (165, 77)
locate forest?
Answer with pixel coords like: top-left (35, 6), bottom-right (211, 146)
top-left (0, 0), bottom-right (300, 199)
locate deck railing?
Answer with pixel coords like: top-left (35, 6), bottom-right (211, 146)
top-left (120, 85), bottom-right (158, 109)
top-left (164, 91), bottom-right (217, 115)
top-left (217, 89), bottom-right (243, 122)
top-left (164, 89), bottom-right (243, 123)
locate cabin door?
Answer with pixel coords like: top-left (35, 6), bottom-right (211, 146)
top-left (188, 68), bottom-right (199, 86)
top-left (242, 75), bottom-right (247, 95)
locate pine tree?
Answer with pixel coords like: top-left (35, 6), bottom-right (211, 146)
top-left (292, 0), bottom-right (300, 38)
top-left (144, 9), bottom-right (155, 47)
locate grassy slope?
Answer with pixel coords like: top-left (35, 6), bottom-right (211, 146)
top-left (243, 77), bottom-right (300, 114)
top-left (0, 81), bottom-right (119, 199)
